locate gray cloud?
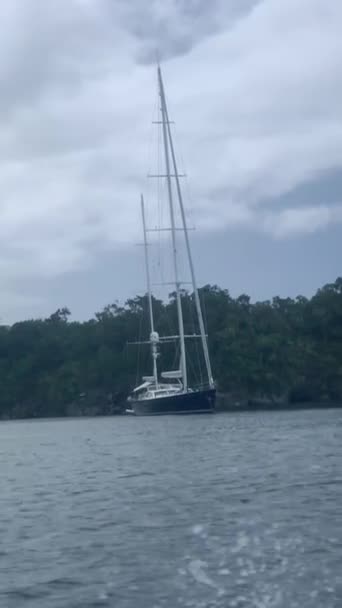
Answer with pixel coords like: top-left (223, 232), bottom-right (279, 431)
top-left (0, 0), bottom-right (341, 322)
top-left (115, 0), bottom-right (259, 63)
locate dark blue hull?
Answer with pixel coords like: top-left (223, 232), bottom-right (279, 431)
top-left (129, 388), bottom-right (216, 416)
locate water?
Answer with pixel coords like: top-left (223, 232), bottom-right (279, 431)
top-left (1, 409), bottom-right (342, 608)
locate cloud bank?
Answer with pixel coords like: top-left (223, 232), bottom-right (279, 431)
top-left (0, 0), bottom-right (341, 317)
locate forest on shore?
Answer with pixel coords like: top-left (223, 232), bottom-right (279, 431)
top-left (0, 277), bottom-right (341, 419)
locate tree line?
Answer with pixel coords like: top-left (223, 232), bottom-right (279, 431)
top-left (0, 277), bottom-right (341, 418)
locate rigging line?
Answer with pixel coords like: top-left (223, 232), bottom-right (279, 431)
top-left (157, 118), bottom-right (162, 293)
top-left (200, 287), bottom-right (211, 382)
top-left (163, 80), bottom-right (213, 388)
top-left (153, 103), bottom-right (162, 301)
top-left (186, 290), bottom-right (203, 387)
top-left (188, 344), bottom-right (199, 388)
top-left (192, 294), bottom-right (204, 386)
top-left (171, 339), bottom-right (180, 372)
top-left (135, 226), bottom-right (153, 387)
top-left (147, 79), bottom-right (161, 225)
top-left (201, 287), bottom-right (208, 334)
top-left (146, 85), bottom-right (159, 200)
top-left (135, 304), bottom-right (144, 388)
top-left (164, 293), bottom-right (177, 350)
top-left (159, 66), bottom-right (188, 391)
top-left (171, 119), bottom-right (196, 224)
top-left (156, 124), bottom-right (168, 305)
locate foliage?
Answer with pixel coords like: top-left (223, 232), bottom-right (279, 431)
top-left (0, 278), bottom-right (341, 418)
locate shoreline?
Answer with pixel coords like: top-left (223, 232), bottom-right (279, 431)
top-left (1, 398), bottom-right (342, 421)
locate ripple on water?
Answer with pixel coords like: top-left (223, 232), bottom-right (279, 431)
top-left (0, 410), bottom-right (342, 607)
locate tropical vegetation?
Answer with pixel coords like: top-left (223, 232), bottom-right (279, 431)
top-left (0, 277), bottom-right (341, 418)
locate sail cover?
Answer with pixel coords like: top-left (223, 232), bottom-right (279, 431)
top-left (132, 381), bottom-right (152, 393)
top-left (161, 370), bottom-right (182, 379)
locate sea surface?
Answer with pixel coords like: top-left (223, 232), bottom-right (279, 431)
top-left (0, 409), bottom-right (342, 608)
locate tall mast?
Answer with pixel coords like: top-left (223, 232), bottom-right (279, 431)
top-left (160, 68), bottom-right (214, 388)
top-left (158, 66), bottom-right (187, 391)
top-left (141, 193), bottom-right (158, 387)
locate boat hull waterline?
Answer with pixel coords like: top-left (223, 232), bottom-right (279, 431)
top-left (128, 388), bottom-right (216, 416)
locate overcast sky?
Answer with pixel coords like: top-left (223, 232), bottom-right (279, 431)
top-left (0, 0), bottom-right (341, 323)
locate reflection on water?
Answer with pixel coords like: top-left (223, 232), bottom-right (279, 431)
top-left (1, 409), bottom-right (342, 607)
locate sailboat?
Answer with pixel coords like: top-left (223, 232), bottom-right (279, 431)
top-left (126, 66), bottom-right (216, 415)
